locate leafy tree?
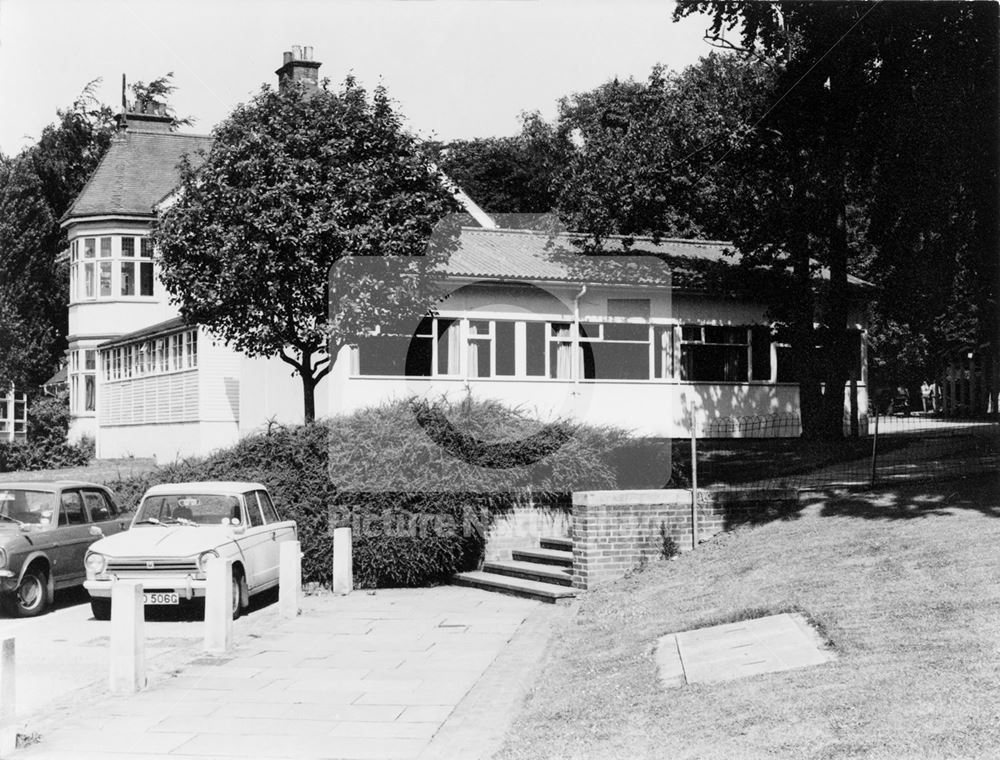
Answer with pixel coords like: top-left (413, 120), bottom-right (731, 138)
top-left (0, 83), bottom-right (116, 389)
top-left (672, 0), bottom-right (998, 433)
top-left (154, 77), bottom-right (460, 422)
top-left (436, 112), bottom-right (572, 215)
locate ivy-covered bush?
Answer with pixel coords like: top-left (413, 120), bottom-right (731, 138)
top-left (105, 396), bottom-right (632, 588)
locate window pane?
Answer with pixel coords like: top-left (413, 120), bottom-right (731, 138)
top-left (578, 322), bottom-right (601, 340)
top-left (140, 262), bottom-right (154, 295)
top-left (140, 238), bottom-right (153, 258)
top-left (681, 325), bottom-right (701, 341)
top-left (84, 491), bottom-right (115, 521)
top-left (121, 237), bottom-right (135, 257)
top-left (704, 326), bottom-right (745, 344)
top-left (100, 237), bottom-right (112, 257)
top-left (681, 343), bottom-right (748, 382)
top-left (436, 319), bottom-right (460, 375)
top-left (246, 496), bottom-right (264, 528)
top-left (358, 336), bottom-right (410, 376)
top-left (59, 491), bottom-right (87, 525)
top-left (591, 342), bottom-right (649, 380)
top-left (99, 261), bottom-right (112, 296)
top-left (469, 339), bottom-right (490, 378)
top-left (85, 350), bottom-right (96, 370)
top-left (525, 322), bottom-right (546, 376)
top-left (84, 238), bottom-right (95, 258)
top-left (84, 263), bottom-right (95, 297)
top-left (495, 321), bottom-right (515, 376)
top-left (257, 491), bottom-right (280, 523)
top-left (468, 320), bottom-right (490, 337)
top-left (751, 326), bottom-right (772, 382)
top-left (121, 262), bottom-right (135, 295)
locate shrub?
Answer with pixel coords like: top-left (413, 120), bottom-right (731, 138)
top-left (0, 394), bottom-right (94, 473)
top-left (105, 395), bottom-right (632, 588)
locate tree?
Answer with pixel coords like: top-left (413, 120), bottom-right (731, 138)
top-left (154, 77), bottom-right (460, 422)
top-left (435, 112), bottom-right (572, 215)
top-left (128, 73), bottom-right (194, 130)
top-left (0, 83), bottom-right (116, 389)
top-left (673, 0), bottom-right (998, 433)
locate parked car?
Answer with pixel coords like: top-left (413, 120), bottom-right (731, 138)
top-left (84, 481), bottom-right (297, 621)
top-left (0, 481), bottom-right (127, 617)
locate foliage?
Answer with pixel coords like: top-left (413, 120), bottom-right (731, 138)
top-left (104, 396), bottom-right (631, 588)
top-left (154, 76), bottom-right (461, 422)
top-left (128, 72), bottom-right (193, 129)
top-left (435, 112), bottom-right (572, 215)
top-left (0, 394), bottom-right (93, 472)
top-left (669, 1), bottom-right (998, 434)
top-left (0, 82), bottom-right (116, 389)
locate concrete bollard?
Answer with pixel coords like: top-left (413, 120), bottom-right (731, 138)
top-left (110, 581), bottom-right (146, 694)
top-left (332, 527), bottom-right (353, 596)
top-left (279, 540), bottom-right (302, 619)
top-left (204, 557), bottom-right (234, 654)
top-left (0, 637), bottom-right (15, 756)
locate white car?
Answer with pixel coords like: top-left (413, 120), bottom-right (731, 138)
top-left (84, 481), bottom-right (297, 620)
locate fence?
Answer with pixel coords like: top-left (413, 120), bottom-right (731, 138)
top-left (690, 412), bottom-right (999, 493)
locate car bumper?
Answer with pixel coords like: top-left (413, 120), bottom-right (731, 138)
top-left (0, 569), bottom-right (18, 592)
top-left (85, 576), bottom-right (207, 600)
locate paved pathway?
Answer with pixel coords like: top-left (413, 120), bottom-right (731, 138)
top-left (16, 587), bottom-right (559, 760)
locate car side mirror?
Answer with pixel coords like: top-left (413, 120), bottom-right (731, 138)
top-left (89, 526), bottom-right (104, 537)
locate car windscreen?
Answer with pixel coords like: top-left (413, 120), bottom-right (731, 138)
top-left (0, 490), bottom-right (56, 525)
top-left (135, 494), bottom-right (241, 526)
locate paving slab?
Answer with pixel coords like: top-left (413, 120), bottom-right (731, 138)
top-left (657, 612), bottom-right (835, 686)
top-left (16, 586), bottom-right (557, 760)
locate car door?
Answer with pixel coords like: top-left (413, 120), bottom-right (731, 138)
top-left (235, 492), bottom-right (273, 590)
top-left (52, 489), bottom-right (93, 587)
top-left (256, 490), bottom-right (296, 585)
top-left (81, 488), bottom-right (127, 540)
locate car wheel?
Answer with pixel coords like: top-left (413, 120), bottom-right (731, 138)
top-left (5, 567), bottom-right (48, 618)
top-left (232, 570), bottom-right (248, 620)
top-left (90, 598), bottom-right (111, 621)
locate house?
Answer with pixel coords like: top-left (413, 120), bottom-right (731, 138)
top-left (60, 47), bottom-right (870, 462)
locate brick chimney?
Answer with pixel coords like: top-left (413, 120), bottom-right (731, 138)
top-left (276, 45), bottom-right (321, 92)
top-left (122, 99), bottom-right (173, 132)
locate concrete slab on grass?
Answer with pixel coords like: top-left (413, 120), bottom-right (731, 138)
top-left (656, 612), bottom-right (834, 686)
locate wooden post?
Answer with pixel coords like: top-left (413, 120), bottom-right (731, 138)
top-left (690, 416), bottom-right (698, 550)
top-left (279, 540), bottom-right (302, 619)
top-left (0, 638), bottom-right (15, 756)
top-left (870, 412), bottom-right (879, 487)
top-left (204, 557), bottom-right (234, 654)
top-left (110, 581), bottom-right (146, 694)
top-left (332, 527), bottom-right (353, 595)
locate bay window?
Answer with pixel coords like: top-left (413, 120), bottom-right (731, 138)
top-left (69, 234), bottom-right (155, 301)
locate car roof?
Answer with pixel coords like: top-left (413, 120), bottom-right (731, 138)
top-left (142, 481), bottom-right (266, 497)
top-left (0, 481), bottom-right (107, 491)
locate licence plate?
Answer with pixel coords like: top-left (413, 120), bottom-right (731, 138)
top-left (143, 592), bottom-right (179, 605)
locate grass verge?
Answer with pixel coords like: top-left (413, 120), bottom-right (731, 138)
top-left (495, 473), bottom-right (1000, 760)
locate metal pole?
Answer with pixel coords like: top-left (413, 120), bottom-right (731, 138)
top-left (690, 416), bottom-right (698, 550)
top-left (869, 411), bottom-right (879, 487)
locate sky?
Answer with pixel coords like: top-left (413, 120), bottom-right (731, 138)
top-left (0, 0), bottom-right (719, 157)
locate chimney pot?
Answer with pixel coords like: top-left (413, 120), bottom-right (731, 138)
top-left (291, 44), bottom-right (303, 60)
top-left (283, 51), bottom-right (293, 65)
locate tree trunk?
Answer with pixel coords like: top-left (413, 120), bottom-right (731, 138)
top-left (300, 349), bottom-right (318, 424)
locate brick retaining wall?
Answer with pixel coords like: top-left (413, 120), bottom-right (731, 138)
top-left (571, 488), bottom-right (799, 589)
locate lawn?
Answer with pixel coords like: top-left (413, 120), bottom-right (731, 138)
top-left (496, 472), bottom-right (1000, 760)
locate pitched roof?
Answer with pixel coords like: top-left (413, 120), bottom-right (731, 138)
top-left (442, 228), bottom-right (872, 290)
top-left (62, 129), bottom-right (212, 221)
top-left (99, 316), bottom-right (190, 349)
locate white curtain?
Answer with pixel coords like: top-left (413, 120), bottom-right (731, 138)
top-left (446, 321), bottom-right (462, 375)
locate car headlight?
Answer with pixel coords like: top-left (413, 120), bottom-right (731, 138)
top-left (85, 552), bottom-right (106, 574)
top-left (197, 550), bottom-right (220, 572)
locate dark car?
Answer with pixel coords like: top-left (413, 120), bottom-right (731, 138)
top-left (0, 481), bottom-right (127, 617)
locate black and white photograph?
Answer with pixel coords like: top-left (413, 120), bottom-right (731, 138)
top-left (0, 1), bottom-right (997, 758)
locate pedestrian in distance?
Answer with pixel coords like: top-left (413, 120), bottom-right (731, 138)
top-left (921, 379), bottom-right (933, 413)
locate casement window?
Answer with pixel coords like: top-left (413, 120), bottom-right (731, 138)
top-left (679, 326), bottom-right (750, 382)
top-left (70, 235), bottom-right (155, 302)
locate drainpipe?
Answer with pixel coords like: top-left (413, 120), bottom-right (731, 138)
top-left (573, 285), bottom-right (587, 391)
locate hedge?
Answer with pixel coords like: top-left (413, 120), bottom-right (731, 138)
top-left (105, 395), bottom-right (633, 588)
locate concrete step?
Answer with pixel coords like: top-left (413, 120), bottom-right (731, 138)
top-left (452, 571), bottom-right (577, 604)
top-left (511, 547), bottom-right (574, 567)
top-left (483, 559), bottom-right (574, 587)
top-left (539, 536), bottom-right (572, 552)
